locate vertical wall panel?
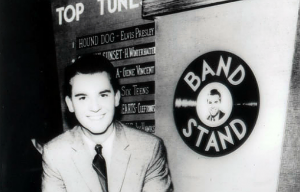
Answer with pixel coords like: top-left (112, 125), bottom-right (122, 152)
top-left (278, 4), bottom-right (300, 192)
top-left (154, 0), bottom-right (299, 191)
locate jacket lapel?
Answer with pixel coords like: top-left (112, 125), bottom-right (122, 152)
top-left (108, 122), bottom-right (131, 192)
top-left (70, 127), bottom-right (102, 192)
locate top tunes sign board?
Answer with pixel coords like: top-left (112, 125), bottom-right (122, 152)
top-left (51, 0), bottom-right (156, 132)
top-left (173, 51), bottom-right (259, 157)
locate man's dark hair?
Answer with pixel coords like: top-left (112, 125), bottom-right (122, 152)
top-left (208, 89), bottom-right (221, 101)
top-left (64, 54), bottom-right (119, 97)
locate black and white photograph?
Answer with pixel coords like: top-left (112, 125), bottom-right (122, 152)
top-left (1, 0), bottom-right (300, 191)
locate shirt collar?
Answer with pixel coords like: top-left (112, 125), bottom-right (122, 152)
top-left (81, 125), bottom-right (116, 159)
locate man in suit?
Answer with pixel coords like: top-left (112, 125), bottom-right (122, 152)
top-left (207, 89), bottom-right (225, 122)
top-left (42, 55), bottom-right (173, 192)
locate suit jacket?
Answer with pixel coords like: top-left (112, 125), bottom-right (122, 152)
top-left (207, 110), bottom-right (225, 121)
top-left (42, 122), bottom-right (173, 192)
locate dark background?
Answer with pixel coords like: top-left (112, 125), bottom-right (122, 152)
top-left (0, 0), bottom-right (63, 191)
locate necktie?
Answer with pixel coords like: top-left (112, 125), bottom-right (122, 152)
top-left (92, 144), bottom-right (108, 192)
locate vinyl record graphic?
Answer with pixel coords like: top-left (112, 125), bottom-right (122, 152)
top-left (173, 51), bottom-right (260, 157)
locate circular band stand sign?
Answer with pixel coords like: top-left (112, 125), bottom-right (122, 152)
top-left (173, 51), bottom-right (259, 157)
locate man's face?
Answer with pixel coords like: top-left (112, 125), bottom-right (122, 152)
top-left (207, 94), bottom-right (220, 116)
top-left (65, 72), bottom-right (120, 134)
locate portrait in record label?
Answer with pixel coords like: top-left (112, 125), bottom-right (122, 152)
top-left (197, 83), bottom-right (232, 128)
top-left (173, 51), bottom-right (260, 157)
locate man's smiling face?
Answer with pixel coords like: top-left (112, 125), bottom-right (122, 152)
top-left (207, 94), bottom-right (220, 117)
top-left (65, 72), bottom-right (120, 134)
